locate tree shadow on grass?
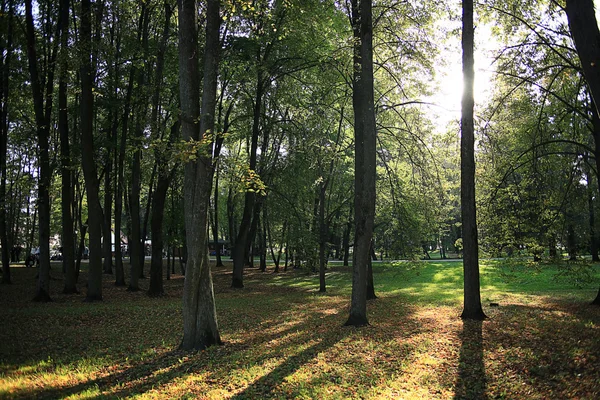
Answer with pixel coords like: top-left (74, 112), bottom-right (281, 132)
top-left (454, 320), bottom-right (486, 400)
top-left (229, 333), bottom-right (347, 400)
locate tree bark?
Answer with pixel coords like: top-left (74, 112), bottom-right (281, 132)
top-left (0, 0), bottom-right (14, 285)
top-left (127, 3), bottom-right (151, 291)
top-left (25, 0), bottom-right (57, 302)
top-left (319, 182), bottom-right (327, 292)
top-left (80, 0), bottom-right (103, 302)
top-left (212, 162), bottom-right (224, 267)
top-left (147, 2), bottom-right (174, 296)
top-left (179, 0), bottom-right (222, 351)
top-left (460, 0), bottom-right (486, 320)
top-left (114, 54), bottom-right (134, 288)
top-left (148, 173), bottom-right (171, 297)
top-left (566, 0), bottom-right (600, 116)
top-left (231, 74), bottom-right (262, 287)
top-left (58, 0), bottom-right (77, 294)
top-left (345, 0), bottom-right (376, 327)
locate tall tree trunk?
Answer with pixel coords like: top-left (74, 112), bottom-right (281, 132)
top-left (114, 58), bottom-right (134, 288)
top-left (0, 0), bottom-right (14, 285)
top-left (127, 4), bottom-right (150, 291)
top-left (346, 0), bottom-right (376, 327)
top-left (25, 0), bottom-right (57, 302)
top-left (80, 0), bottom-right (103, 301)
top-left (58, 0), bottom-right (77, 294)
top-left (179, 0), bottom-right (222, 350)
top-left (148, 2), bottom-right (175, 296)
top-left (231, 74), bottom-right (262, 287)
top-left (460, 0), bottom-right (486, 320)
top-left (102, 139), bottom-right (113, 274)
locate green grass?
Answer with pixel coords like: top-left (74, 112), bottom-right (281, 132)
top-left (1, 259), bottom-right (599, 399)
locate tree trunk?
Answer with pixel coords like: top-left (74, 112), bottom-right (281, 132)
top-left (586, 167), bottom-right (599, 261)
top-left (147, 2), bottom-right (174, 296)
top-left (0, 0), bottom-right (14, 285)
top-left (148, 174), bottom-right (170, 297)
top-left (227, 186), bottom-right (236, 254)
top-left (80, 0), bottom-right (103, 302)
top-left (460, 0), bottom-right (486, 320)
top-left (259, 213), bottom-right (267, 272)
top-left (25, 0), bottom-right (57, 302)
top-left (178, 0), bottom-right (222, 351)
top-left (114, 57), bottom-right (134, 288)
top-left (212, 162), bottom-right (224, 267)
top-left (345, 0), bottom-right (376, 327)
top-left (342, 201), bottom-right (352, 266)
top-left (140, 164), bottom-right (156, 278)
top-left (367, 241), bottom-right (377, 300)
top-left (58, 0), bottom-right (77, 294)
top-left (102, 124), bottom-right (113, 275)
top-left (567, 222), bottom-right (577, 261)
top-left (319, 182), bottom-right (327, 292)
top-left (566, 0), bottom-right (600, 116)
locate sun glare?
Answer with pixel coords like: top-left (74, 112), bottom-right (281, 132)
top-left (428, 23), bottom-right (496, 132)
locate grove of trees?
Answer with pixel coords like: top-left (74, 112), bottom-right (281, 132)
top-left (1, 0), bottom-right (600, 348)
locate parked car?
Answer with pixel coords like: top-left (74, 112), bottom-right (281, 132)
top-left (50, 250), bottom-right (63, 260)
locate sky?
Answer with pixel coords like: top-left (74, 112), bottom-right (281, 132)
top-left (429, 1), bottom-right (600, 134)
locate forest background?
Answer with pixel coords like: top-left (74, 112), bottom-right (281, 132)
top-left (0, 0), bottom-right (600, 327)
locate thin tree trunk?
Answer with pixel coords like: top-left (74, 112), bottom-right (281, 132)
top-left (147, 2), bottom-right (175, 296)
top-left (58, 0), bottom-right (77, 294)
top-left (460, 0), bottom-right (485, 320)
top-left (227, 185), bottom-right (236, 254)
top-left (342, 201), bottom-right (352, 266)
top-left (148, 173), bottom-right (171, 297)
top-left (212, 162), bottom-right (224, 267)
top-left (319, 182), bottom-right (327, 292)
top-left (140, 164), bottom-right (156, 278)
top-left (0, 0), bottom-right (14, 285)
top-left (114, 52), bottom-right (134, 288)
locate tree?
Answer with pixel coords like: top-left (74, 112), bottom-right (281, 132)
top-left (460, 0), bottom-right (486, 320)
top-left (0, 0), bottom-right (14, 285)
top-left (80, 0), bottom-right (103, 302)
top-left (25, 0), bottom-right (57, 302)
top-left (345, 0), bottom-right (377, 327)
top-left (564, 0), bottom-right (600, 305)
top-left (58, 0), bottom-right (77, 294)
top-left (178, 0), bottom-right (222, 350)
top-left (148, 2), bottom-right (176, 297)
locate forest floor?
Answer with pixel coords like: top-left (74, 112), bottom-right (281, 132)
top-left (1, 259), bottom-right (600, 399)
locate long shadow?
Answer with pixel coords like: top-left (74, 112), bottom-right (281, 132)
top-left (454, 320), bottom-right (486, 400)
top-left (229, 332), bottom-right (347, 400)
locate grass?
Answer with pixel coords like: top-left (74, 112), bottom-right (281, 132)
top-left (0, 259), bottom-right (599, 399)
